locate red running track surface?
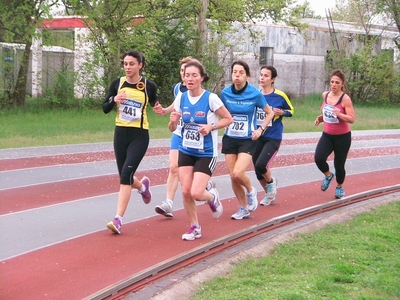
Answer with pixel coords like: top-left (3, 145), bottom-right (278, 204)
top-left (0, 134), bottom-right (399, 299)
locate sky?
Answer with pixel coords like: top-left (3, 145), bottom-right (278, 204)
top-left (50, 1), bottom-right (337, 19)
top-left (304, 0), bottom-right (336, 17)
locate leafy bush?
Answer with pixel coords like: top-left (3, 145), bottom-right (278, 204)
top-left (42, 64), bottom-right (75, 107)
top-left (326, 39), bottom-right (400, 105)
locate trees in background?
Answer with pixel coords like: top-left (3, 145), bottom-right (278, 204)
top-left (0, 0), bottom-right (306, 107)
top-left (0, 0), bottom-right (58, 107)
top-left (59, 0), bottom-right (303, 104)
top-left (378, 0), bottom-right (400, 47)
top-left (332, 0), bottom-right (399, 40)
top-left (328, 0), bottom-right (400, 104)
top-left (0, 0), bottom-right (398, 107)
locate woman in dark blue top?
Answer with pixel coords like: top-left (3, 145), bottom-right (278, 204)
top-left (253, 66), bottom-right (294, 206)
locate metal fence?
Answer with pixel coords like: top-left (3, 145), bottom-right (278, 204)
top-left (0, 43), bottom-right (74, 97)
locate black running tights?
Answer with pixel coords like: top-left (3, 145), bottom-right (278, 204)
top-left (113, 126), bottom-right (149, 185)
top-left (314, 131), bottom-right (351, 185)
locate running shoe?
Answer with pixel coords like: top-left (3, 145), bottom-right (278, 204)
top-left (335, 186), bottom-right (345, 199)
top-left (321, 173), bottom-right (335, 191)
top-left (139, 176), bottom-right (152, 204)
top-left (155, 201), bottom-right (173, 218)
top-left (260, 193), bottom-right (276, 206)
top-left (247, 186), bottom-right (258, 212)
top-left (208, 188), bottom-right (223, 219)
top-left (182, 225), bottom-right (202, 240)
top-left (206, 179), bottom-right (216, 191)
top-left (107, 217), bottom-right (122, 234)
top-left (266, 177), bottom-right (277, 201)
top-left (231, 207), bottom-right (250, 220)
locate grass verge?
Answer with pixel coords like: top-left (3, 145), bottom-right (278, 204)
top-left (191, 201), bottom-right (400, 300)
top-left (1, 95), bottom-right (399, 149)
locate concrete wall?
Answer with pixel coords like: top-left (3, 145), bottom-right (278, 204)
top-left (222, 20), bottom-right (392, 99)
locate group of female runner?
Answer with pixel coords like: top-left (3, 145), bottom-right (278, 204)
top-left (103, 49), bottom-right (355, 239)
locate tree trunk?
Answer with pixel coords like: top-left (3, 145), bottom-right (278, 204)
top-left (12, 41), bottom-right (32, 107)
top-left (196, 0), bottom-right (208, 55)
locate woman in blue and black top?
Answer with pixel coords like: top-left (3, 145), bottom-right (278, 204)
top-left (253, 66), bottom-right (294, 206)
top-left (220, 60), bottom-right (274, 220)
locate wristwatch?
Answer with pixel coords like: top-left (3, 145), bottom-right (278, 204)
top-left (211, 123), bottom-right (217, 131)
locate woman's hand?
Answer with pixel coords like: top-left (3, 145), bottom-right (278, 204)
top-left (170, 110), bottom-right (181, 123)
top-left (153, 102), bottom-right (166, 116)
top-left (315, 115), bottom-right (323, 126)
top-left (251, 127), bottom-right (263, 140)
top-left (168, 110), bottom-right (181, 132)
top-left (272, 107), bottom-right (284, 116)
top-left (113, 91), bottom-right (127, 103)
top-left (198, 124), bottom-right (212, 136)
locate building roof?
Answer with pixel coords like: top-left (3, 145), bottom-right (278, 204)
top-left (40, 16), bottom-right (88, 29)
top-left (302, 18), bottom-right (399, 38)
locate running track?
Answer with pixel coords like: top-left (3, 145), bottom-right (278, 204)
top-left (0, 130), bottom-right (399, 299)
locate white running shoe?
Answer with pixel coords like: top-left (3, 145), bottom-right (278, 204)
top-left (208, 188), bottom-right (223, 219)
top-left (266, 177), bottom-right (277, 201)
top-left (206, 180), bottom-right (216, 191)
top-left (247, 186), bottom-right (258, 212)
top-left (231, 207), bottom-right (250, 220)
top-left (260, 193), bottom-right (276, 206)
top-left (155, 200), bottom-right (173, 217)
top-left (182, 225), bottom-right (202, 241)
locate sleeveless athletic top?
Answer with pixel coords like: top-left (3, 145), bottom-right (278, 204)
top-left (322, 92), bottom-right (350, 135)
top-left (178, 90), bottom-right (220, 157)
top-left (113, 76), bottom-right (158, 129)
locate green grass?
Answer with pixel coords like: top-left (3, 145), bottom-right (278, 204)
top-left (284, 94), bottom-right (400, 133)
top-left (191, 201), bottom-right (400, 300)
top-left (1, 94), bottom-right (399, 149)
top-left (0, 106), bottom-right (170, 149)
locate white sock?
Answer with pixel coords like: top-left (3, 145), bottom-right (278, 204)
top-left (246, 187), bottom-right (254, 195)
top-left (166, 199), bottom-right (173, 207)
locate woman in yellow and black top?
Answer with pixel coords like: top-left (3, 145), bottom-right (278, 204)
top-left (103, 49), bottom-right (158, 234)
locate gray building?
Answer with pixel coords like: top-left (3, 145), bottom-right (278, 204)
top-left (222, 18), bottom-right (399, 98)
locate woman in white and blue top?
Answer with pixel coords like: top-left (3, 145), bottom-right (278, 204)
top-left (169, 59), bottom-right (232, 241)
top-left (153, 56), bottom-right (193, 218)
top-left (220, 60), bottom-right (274, 220)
